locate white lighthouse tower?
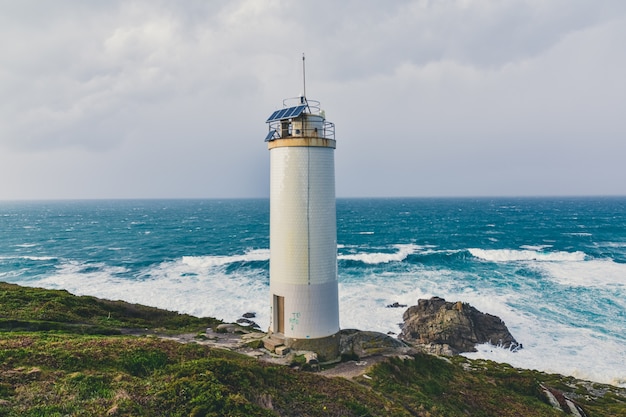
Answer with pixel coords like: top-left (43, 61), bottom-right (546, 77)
top-left (264, 64), bottom-right (340, 359)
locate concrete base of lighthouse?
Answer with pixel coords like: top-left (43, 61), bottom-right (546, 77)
top-left (265, 332), bottom-right (340, 362)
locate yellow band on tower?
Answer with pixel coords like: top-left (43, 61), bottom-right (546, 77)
top-left (267, 137), bottom-right (336, 150)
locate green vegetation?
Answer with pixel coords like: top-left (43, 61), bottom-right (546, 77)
top-left (1, 282), bottom-right (625, 416)
top-left (0, 282), bottom-right (221, 334)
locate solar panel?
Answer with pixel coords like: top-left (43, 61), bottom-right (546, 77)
top-left (283, 106), bottom-right (298, 118)
top-left (274, 108), bottom-right (290, 120)
top-left (264, 129), bottom-right (277, 141)
top-left (266, 105), bottom-right (307, 122)
top-left (289, 105), bottom-right (306, 118)
top-left (266, 110), bottom-right (281, 122)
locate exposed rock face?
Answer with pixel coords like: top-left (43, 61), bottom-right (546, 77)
top-left (339, 329), bottom-right (411, 359)
top-left (399, 297), bottom-right (520, 354)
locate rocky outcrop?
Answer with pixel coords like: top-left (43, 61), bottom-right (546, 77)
top-left (399, 297), bottom-right (520, 354)
top-left (339, 329), bottom-right (412, 359)
top-left (541, 384), bottom-right (588, 416)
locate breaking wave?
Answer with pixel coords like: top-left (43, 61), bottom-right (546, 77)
top-left (338, 244), bottom-right (421, 264)
top-left (469, 248), bottom-right (587, 262)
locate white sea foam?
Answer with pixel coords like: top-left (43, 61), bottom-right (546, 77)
top-left (181, 249), bottom-right (270, 268)
top-left (23, 256), bottom-right (57, 261)
top-left (599, 241), bottom-right (626, 248)
top-left (469, 248), bottom-right (587, 262)
top-left (0, 255), bottom-right (57, 261)
top-left (338, 244), bottom-right (420, 264)
top-left (520, 244), bottom-right (553, 251)
top-left (464, 319), bottom-right (626, 388)
top-left (538, 258), bottom-right (626, 287)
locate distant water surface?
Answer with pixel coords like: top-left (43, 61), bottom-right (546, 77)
top-left (1, 197), bottom-right (625, 386)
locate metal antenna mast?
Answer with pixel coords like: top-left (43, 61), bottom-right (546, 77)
top-left (302, 53), bottom-right (306, 99)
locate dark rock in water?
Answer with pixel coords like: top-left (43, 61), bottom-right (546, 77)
top-left (242, 312), bottom-right (256, 318)
top-left (386, 302), bottom-right (407, 308)
top-left (236, 318), bottom-right (260, 329)
top-left (399, 297), bottom-right (520, 354)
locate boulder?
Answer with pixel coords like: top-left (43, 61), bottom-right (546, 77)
top-left (399, 297), bottom-right (520, 354)
top-left (339, 329), bottom-right (411, 359)
top-left (236, 318), bottom-right (260, 329)
top-left (216, 323), bottom-right (239, 333)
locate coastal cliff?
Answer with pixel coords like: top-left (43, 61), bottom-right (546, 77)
top-left (1, 282), bottom-right (624, 416)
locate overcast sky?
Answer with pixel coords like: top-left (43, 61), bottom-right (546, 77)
top-left (1, 0), bottom-right (625, 200)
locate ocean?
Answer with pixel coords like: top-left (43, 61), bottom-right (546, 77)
top-left (1, 197), bottom-right (625, 387)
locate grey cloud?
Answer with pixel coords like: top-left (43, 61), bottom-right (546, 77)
top-left (0, 0), bottom-right (625, 199)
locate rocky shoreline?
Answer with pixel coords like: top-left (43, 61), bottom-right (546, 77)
top-left (159, 296), bottom-right (521, 378)
top-left (197, 296), bottom-right (520, 360)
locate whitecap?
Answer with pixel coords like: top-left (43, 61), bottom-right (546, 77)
top-left (0, 255), bottom-right (57, 261)
top-left (538, 258), bottom-right (626, 287)
top-left (598, 241), bottom-right (626, 248)
top-left (22, 256), bottom-right (57, 261)
top-left (468, 248), bottom-right (586, 262)
top-left (520, 244), bottom-right (553, 251)
top-left (182, 248), bottom-right (269, 269)
top-left (338, 244), bottom-right (421, 264)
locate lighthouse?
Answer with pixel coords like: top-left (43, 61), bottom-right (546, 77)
top-left (264, 69), bottom-right (340, 359)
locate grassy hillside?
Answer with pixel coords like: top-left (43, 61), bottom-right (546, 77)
top-left (1, 282), bottom-right (625, 416)
top-left (0, 282), bottom-right (221, 334)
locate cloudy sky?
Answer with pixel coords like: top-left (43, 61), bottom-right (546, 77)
top-left (1, 0), bottom-right (625, 199)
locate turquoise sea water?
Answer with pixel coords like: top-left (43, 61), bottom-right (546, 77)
top-left (1, 198), bottom-right (625, 386)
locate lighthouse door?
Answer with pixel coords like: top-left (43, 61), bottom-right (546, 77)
top-left (275, 295), bottom-right (285, 334)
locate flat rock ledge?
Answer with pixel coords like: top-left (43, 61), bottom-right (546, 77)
top-left (339, 329), bottom-right (413, 358)
top-left (399, 296), bottom-right (520, 355)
